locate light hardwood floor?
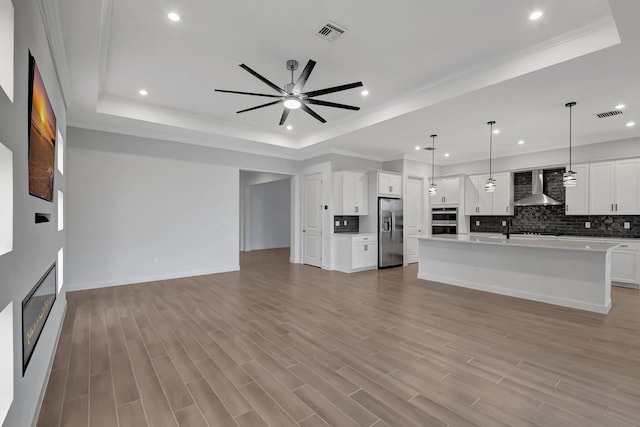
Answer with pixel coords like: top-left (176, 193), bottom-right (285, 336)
top-left (37, 248), bottom-right (640, 427)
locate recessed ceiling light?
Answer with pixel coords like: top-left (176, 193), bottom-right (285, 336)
top-left (414, 146), bottom-right (421, 151)
top-left (493, 129), bottom-right (500, 134)
top-left (167, 12), bottom-right (181, 22)
top-left (529, 11), bottom-right (543, 20)
top-left (626, 121), bottom-right (636, 127)
top-left (518, 140), bottom-right (525, 145)
top-left (286, 125), bottom-right (293, 130)
top-left (444, 153), bottom-right (450, 158)
top-left (615, 104), bottom-right (626, 110)
top-left (361, 89), bottom-right (369, 97)
top-left (138, 89), bottom-right (148, 96)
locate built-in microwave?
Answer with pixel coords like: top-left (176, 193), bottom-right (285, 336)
top-left (432, 207), bottom-right (457, 235)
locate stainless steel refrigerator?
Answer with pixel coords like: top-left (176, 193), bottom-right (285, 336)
top-left (378, 198), bottom-right (403, 268)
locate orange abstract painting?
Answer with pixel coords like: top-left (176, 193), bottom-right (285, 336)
top-left (28, 53), bottom-right (57, 202)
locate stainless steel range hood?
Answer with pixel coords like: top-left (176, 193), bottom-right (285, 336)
top-left (513, 169), bottom-right (562, 207)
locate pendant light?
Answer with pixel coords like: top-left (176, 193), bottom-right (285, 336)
top-left (563, 102), bottom-right (577, 187)
top-left (428, 134), bottom-right (438, 196)
top-left (485, 121), bottom-right (496, 192)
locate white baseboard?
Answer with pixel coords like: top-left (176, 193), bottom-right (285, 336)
top-left (417, 272), bottom-right (611, 314)
top-left (66, 265), bottom-right (240, 292)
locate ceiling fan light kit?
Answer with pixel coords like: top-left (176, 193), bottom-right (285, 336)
top-left (215, 59), bottom-right (363, 125)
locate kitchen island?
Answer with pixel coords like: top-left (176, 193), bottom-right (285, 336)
top-left (417, 234), bottom-right (620, 313)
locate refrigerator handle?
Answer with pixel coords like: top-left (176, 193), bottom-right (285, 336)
top-left (390, 210), bottom-right (394, 240)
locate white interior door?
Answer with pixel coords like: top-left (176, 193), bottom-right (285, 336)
top-left (303, 173), bottom-right (322, 267)
top-left (406, 177), bottom-right (423, 264)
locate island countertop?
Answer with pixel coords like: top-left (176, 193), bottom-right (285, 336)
top-left (417, 234), bottom-right (620, 252)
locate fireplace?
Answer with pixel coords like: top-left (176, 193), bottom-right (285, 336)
top-left (22, 263), bottom-right (56, 374)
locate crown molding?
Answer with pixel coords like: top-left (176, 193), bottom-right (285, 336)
top-left (39, 0), bottom-right (70, 109)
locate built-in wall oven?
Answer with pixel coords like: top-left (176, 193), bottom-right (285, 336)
top-left (431, 207), bottom-right (457, 235)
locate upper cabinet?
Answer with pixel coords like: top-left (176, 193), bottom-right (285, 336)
top-left (589, 159), bottom-right (640, 215)
top-left (465, 172), bottom-right (512, 216)
top-left (377, 171), bottom-right (402, 197)
top-left (334, 170), bottom-right (368, 215)
top-left (565, 164), bottom-right (589, 215)
top-left (429, 177), bottom-right (459, 206)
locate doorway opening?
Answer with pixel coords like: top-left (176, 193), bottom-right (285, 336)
top-left (239, 171), bottom-right (293, 266)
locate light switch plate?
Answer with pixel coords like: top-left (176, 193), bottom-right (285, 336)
top-left (585, 222), bottom-right (591, 229)
top-left (501, 221), bottom-right (506, 226)
top-left (335, 220), bottom-right (340, 226)
top-left (343, 220), bottom-right (347, 226)
top-left (624, 222), bottom-right (631, 229)
top-left (475, 221), bottom-right (480, 226)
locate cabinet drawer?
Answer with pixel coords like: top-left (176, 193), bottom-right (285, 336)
top-left (352, 234), bottom-right (377, 244)
top-left (352, 242), bottom-right (377, 269)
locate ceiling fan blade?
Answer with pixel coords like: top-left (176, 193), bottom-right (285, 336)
top-left (300, 103), bottom-right (326, 123)
top-left (239, 64), bottom-right (287, 95)
top-left (279, 108), bottom-right (290, 126)
top-left (307, 99), bottom-right (360, 111)
top-left (292, 60), bottom-right (316, 94)
top-left (215, 89), bottom-right (282, 98)
top-left (303, 81), bottom-right (363, 98)
top-left (237, 99), bottom-right (283, 114)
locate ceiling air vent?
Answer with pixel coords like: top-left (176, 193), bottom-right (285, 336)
top-left (595, 110), bottom-right (623, 118)
top-left (316, 21), bottom-right (346, 42)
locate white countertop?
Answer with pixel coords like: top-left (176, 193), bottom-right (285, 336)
top-left (417, 233), bottom-right (620, 252)
top-left (334, 232), bottom-right (376, 236)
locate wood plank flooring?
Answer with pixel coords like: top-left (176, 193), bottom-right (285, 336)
top-left (37, 248), bottom-right (640, 426)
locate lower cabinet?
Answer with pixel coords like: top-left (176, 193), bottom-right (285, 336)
top-left (611, 242), bottom-right (640, 288)
top-left (334, 234), bottom-right (378, 273)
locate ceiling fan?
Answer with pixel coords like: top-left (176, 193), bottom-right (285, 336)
top-left (215, 59), bottom-right (363, 125)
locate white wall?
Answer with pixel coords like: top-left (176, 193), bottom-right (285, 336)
top-left (248, 179), bottom-right (291, 250)
top-left (0, 0), bottom-right (68, 425)
top-left (66, 129), bottom-right (246, 290)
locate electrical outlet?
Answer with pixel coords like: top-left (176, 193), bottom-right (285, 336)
top-left (501, 221), bottom-right (506, 226)
top-left (475, 221), bottom-right (480, 226)
top-left (335, 220), bottom-right (340, 226)
top-left (624, 222), bottom-right (631, 229)
top-left (343, 220), bottom-right (347, 226)
top-left (585, 222), bottom-right (590, 229)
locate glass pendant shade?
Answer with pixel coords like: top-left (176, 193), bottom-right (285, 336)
top-left (563, 170), bottom-right (577, 187)
top-left (428, 183), bottom-right (438, 196)
top-left (564, 102), bottom-right (578, 188)
top-left (485, 177), bottom-right (496, 192)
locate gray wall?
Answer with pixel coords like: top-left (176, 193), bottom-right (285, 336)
top-left (0, 0), bottom-right (68, 425)
top-left (66, 127), bottom-right (303, 290)
top-left (248, 179), bottom-right (291, 250)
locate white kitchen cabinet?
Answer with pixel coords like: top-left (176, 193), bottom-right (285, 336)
top-left (565, 163), bottom-right (589, 215)
top-left (465, 173), bottom-right (511, 215)
top-left (589, 159), bottom-right (640, 215)
top-left (334, 234), bottom-right (378, 273)
top-left (429, 177), bottom-right (459, 206)
top-left (377, 171), bottom-right (402, 197)
top-left (333, 170), bottom-right (368, 215)
top-left (611, 242), bottom-right (640, 288)
top-left (492, 172), bottom-right (513, 215)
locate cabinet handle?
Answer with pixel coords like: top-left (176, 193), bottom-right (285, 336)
top-left (506, 206), bottom-right (508, 213)
top-left (611, 203), bottom-right (614, 211)
top-left (615, 203), bottom-right (618, 211)
top-left (364, 244), bottom-right (368, 251)
top-left (355, 206), bottom-right (359, 213)
top-left (389, 185), bottom-right (393, 192)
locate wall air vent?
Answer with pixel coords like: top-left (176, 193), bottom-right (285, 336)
top-left (316, 21), bottom-right (346, 42)
top-left (595, 110), bottom-right (623, 118)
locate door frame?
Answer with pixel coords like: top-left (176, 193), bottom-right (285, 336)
top-left (405, 176), bottom-right (424, 264)
top-left (299, 162), bottom-right (331, 269)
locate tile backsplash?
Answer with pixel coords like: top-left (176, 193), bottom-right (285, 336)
top-left (334, 216), bottom-right (359, 233)
top-left (470, 168), bottom-right (640, 238)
